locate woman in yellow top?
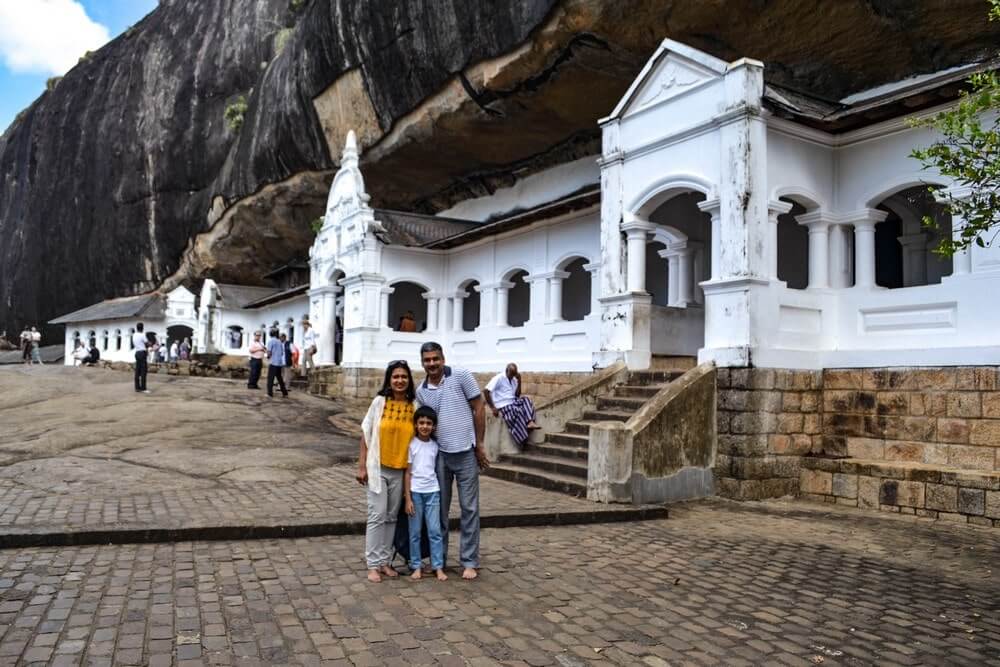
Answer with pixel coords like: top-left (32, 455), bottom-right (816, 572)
top-left (357, 360), bottom-right (418, 582)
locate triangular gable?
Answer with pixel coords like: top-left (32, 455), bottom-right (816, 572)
top-left (602, 39), bottom-right (729, 122)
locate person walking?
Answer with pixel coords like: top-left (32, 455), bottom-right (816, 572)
top-left (265, 330), bottom-right (289, 398)
top-left (19, 328), bottom-right (31, 365)
top-left (29, 327), bottom-right (42, 364)
top-left (179, 337), bottom-right (191, 361)
top-left (300, 320), bottom-right (318, 378)
top-left (169, 340), bottom-right (179, 362)
top-left (357, 360), bottom-right (418, 582)
top-left (247, 331), bottom-right (265, 389)
top-left (281, 333), bottom-right (294, 389)
top-left (132, 323), bottom-right (150, 393)
top-left (415, 342), bottom-right (488, 580)
top-left (484, 363), bottom-right (541, 447)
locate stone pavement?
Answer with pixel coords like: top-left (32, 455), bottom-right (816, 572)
top-left (0, 499), bottom-right (997, 666)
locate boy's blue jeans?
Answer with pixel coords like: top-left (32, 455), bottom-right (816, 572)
top-left (408, 491), bottom-right (444, 570)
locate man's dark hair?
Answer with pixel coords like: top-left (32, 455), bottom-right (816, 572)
top-left (419, 341), bottom-right (443, 357)
top-left (413, 406), bottom-right (437, 425)
top-left (136, 322), bottom-right (144, 332)
top-left (377, 360), bottom-right (416, 401)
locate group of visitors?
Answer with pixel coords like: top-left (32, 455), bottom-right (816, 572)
top-left (18, 327), bottom-right (42, 365)
top-left (246, 319), bottom-right (319, 397)
top-left (358, 342), bottom-right (541, 582)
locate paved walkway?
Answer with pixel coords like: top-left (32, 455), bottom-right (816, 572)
top-left (0, 500), bottom-right (996, 666)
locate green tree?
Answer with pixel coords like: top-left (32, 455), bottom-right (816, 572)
top-left (224, 96), bottom-right (248, 133)
top-left (910, 0), bottom-right (1000, 255)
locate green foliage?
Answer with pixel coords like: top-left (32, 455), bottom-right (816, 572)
top-left (224, 95), bottom-right (248, 133)
top-left (274, 27), bottom-right (293, 55)
top-left (289, 0), bottom-right (307, 12)
top-left (909, 0), bottom-right (1000, 255)
top-left (45, 77), bottom-right (62, 92)
top-left (310, 216), bottom-right (325, 234)
top-left (77, 50), bottom-right (94, 65)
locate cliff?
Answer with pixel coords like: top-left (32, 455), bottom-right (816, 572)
top-left (1, 0), bottom-right (998, 336)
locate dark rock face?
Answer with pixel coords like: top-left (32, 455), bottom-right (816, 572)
top-left (1, 0), bottom-right (998, 338)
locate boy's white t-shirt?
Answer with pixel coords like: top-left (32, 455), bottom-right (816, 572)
top-left (407, 436), bottom-right (440, 494)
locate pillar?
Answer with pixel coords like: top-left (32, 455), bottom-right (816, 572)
top-left (898, 233), bottom-right (929, 287)
top-left (452, 292), bottom-right (465, 332)
top-left (828, 224), bottom-right (852, 289)
top-left (583, 262), bottom-right (601, 318)
top-left (847, 209), bottom-right (887, 289)
top-left (545, 271), bottom-right (569, 322)
top-left (622, 220), bottom-right (653, 292)
top-left (380, 287), bottom-right (393, 328)
top-left (952, 213), bottom-right (972, 276)
top-left (767, 200), bottom-right (793, 281)
top-left (697, 199), bottom-right (721, 281)
top-left (797, 212), bottom-right (832, 289)
top-left (676, 247), bottom-right (694, 306)
top-left (495, 282), bottom-right (513, 326)
top-left (425, 294), bottom-right (440, 332)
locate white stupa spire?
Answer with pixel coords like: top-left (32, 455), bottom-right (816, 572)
top-left (342, 130), bottom-right (359, 167)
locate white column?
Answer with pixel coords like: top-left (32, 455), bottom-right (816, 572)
top-left (658, 249), bottom-right (679, 306)
top-left (898, 233), bottom-right (929, 287)
top-left (495, 282), bottom-right (513, 326)
top-left (697, 199), bottom-right (721, 281)
top-left (797, 212), bottom-right (832, 289)
top-left (847, 210), bottom-right (888, 288)
top-left (767, 200), bottom-right (793, 281)
top-left (478, 283), bottom-right (496, 327)
top-left (622, 220), bottom-right (653, 292)
top-left (952, 213), bottom-right (972, 276)
top-left (425, 294), bottom-right (440, 332)
top-left (546, 271), bottom-right (570, 321)
top-left (829, 224), bottom-right (851, 289)
top-left (380, 287), bottom-right (393, 328)
top-left (583, 262), bottom-right (601, 318)
top-left (452, 292), bottom-right (465, 332)
top-left (676, 247), bottom-right (694, 306)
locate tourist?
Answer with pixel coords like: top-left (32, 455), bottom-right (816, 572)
top-left (247, 331), bottom-right (265, 389)
top-left (334, 314), bottom-right (343, 364)
top-left (132, 323), bottom-right (149, 393)
top-left (72, 342), bottom-right (89, 367)
top-left (169, 340), bottom-right (179, 362)
top-left (415, 341), bottom-right (488, 580)
top-left (281, 333), bottom-right (294, 389)
top-left (30, 327), bottom-right (42, 364)
top-left (404, 406), bottom-right (447, 581)
top-left (301, 319), bottom-right (318, 377)
top-left (398, 311), bottom-right (417, 332)
top-left (179, 337), bottom-right (191, 361)
top-left (484, 362), bottom-right (541, 447)
top-left (357, 360), bottom-right (417, 582)
top-left (265, 329), bottom-right (289, 398)
top-left (19, 328), bottom-right (31, 365)
top-left (84, 342), bottom-right (100, 366)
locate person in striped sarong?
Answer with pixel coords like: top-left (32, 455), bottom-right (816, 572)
top-left (484, 363), bottom-right (540, 447)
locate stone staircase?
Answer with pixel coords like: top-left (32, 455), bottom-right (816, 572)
top-left (486, 368), bottom-right (686, 497)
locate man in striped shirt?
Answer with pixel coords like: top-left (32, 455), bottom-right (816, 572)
top-left (416, 341), bottom-right (489, 580)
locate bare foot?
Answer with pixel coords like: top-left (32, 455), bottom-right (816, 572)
top-left (436, 569), bottom-right (448, 581)
top-left (410, 569), bottom-right (423, 580)
top-left (367, 569), bottom-right (382, 583)
top-left (461, 567), bottom-right (478, 580)
top-left (526, 421), bottom-right (541, 430)
top-left (380, 565), bottom-right (399, 578)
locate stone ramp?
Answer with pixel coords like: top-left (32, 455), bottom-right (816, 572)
top-left (0, 465), bottom-right (666, 549)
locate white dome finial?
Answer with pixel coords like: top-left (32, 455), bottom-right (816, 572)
top-left (343, 130), bottom-right (359, 167)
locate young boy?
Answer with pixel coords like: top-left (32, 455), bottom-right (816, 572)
top-left (404, 406), bottom-right (447, 581)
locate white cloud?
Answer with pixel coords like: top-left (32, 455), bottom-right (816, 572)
top-left (0, 0), bottom-right (110, 76)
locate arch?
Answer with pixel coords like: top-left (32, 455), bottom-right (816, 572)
top-left (506, 270), bottom-right (530, 327)
top-left (627, 174), bottom-right (715, 219)
top-left (128, 328), bottom-right (135, 350)
top-left (459, 279), bottom-right (481, 332)
top-left (87, 330), bottom-right (96, 348)
top-left (387, 277), bottom-right (431, 293)
top-left (873, 186), bottom-right (953, 289)
top-left (326, 266), bottom-right (346, 285)
top-left (115, 329), bottom-right (122, 351)
top-left (650, 225), bottom-right (688, 248)
top-left (499, 265), bottom-right (532, 283)
top-left (101, 330), bottom-right (109, 351)
top-left (770, 186), bottom-right (825, 211)
top-left (225, 325), bottom-right (244, 350)
top-left (388, 281), bottom-right (428, 332)
top-left (560, 258), bottom-right (592, 321)
top-left (859, 174), bottom-right (948, 210)
top-left (553, 253), bottom-right (591, 272)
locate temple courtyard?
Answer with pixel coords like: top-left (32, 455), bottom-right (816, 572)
top-left (0, 366), bottom-right (997, 665)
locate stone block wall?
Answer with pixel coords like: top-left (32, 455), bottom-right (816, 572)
top-left (715, 368), bottom-right (823, 500)
top-left (801, 458), bottom-right (1000, 527)
top-left (823, 367), bottom-right (1000, 472)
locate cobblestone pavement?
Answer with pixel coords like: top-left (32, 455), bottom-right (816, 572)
top-left (0, 500), bottom-right (997, 666)
top-left (0, 464), bottom-right (637, 538)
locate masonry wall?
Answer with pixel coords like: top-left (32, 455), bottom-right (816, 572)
top-left (717, 366), bottom-right (1000, 513)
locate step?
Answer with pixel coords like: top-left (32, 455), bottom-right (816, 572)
top-left (524, 441), bottom-right (589, 460)
top-left (546, 431), bottom-right (590, 447)
top-left (597, 396), bottom-right (647, 412)
top-left (628, 370), bottom-right (683, 386)
top-left (613, 384), bottom-right (663, 399)
top-left (582, 409), bottom-right (634, 423)
top-left (500, 453), bottom-right (588, 478)
top-left (485, 464), bottom-right (587, 497)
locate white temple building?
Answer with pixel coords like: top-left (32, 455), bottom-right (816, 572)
top-left (55, 39), bottom-right (1000, 372)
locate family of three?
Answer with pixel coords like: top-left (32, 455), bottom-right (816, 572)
top-left (357, 342), bottom-right (490, 582)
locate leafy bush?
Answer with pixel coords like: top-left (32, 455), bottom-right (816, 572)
top-left (224, 96), bottom-right (248, 133)
top-left (310, 216), bottom-right (325, 233)
top-left (45, 77), bottom-right (62, 92)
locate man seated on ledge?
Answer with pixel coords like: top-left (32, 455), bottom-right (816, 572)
top-left (484, 363), bottom-right (540, 447)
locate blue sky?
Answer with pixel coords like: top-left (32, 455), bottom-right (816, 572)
top-left (0, 0), bottom-right (157, 133)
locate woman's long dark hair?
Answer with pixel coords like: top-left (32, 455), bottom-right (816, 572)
top-left (378, 360), bottom-right (416, 401)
